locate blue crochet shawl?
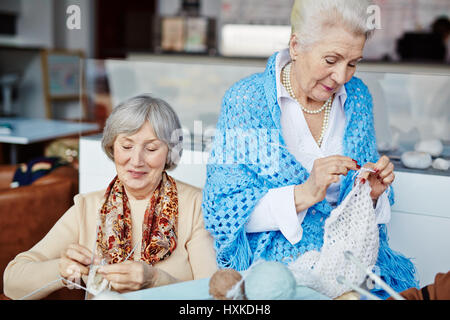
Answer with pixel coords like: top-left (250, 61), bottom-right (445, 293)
top-left (202, 51), bottom-right (418, 299)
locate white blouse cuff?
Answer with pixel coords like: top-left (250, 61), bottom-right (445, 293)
top-left (374, 190), bottom-right (391, 224)
top-left (245, 185), bottom-right (305, 245)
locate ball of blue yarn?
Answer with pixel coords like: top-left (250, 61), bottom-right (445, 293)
top-left (244, 261), bottom-right (296, 300)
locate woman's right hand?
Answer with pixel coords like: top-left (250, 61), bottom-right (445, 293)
top-left (59, 244), bottom-right (97, 284)
top-left (294, 155), bottom-right (360, 212)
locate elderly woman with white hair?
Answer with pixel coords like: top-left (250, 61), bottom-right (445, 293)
top-left (202, 0), bottom-right (418, 299)
top-left (3, 95), bottom-right (218, 299)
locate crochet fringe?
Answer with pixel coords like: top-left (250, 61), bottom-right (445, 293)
top-left (371, 225), bottom-right (419, 299)
top-left (216, 230), bottom-right (253, 271)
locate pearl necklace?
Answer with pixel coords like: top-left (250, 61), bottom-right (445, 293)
top-left (281, 61), bottom-right (333, 147)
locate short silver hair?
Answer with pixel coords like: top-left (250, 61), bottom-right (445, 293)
top-left (101, 94), bottom-right (183, 171)
top-left (291, 0), bottom-right (375, 50)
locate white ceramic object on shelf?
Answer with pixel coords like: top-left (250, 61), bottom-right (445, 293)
top-left (432, 158), bottom-right (450, 171)
top-left (401, 151), bottom-right (432, 169)
top-left (414, 139), bottom-right (444, 157)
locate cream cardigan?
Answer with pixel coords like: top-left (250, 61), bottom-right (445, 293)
top-left (3, 179), bottom-right (218, 300)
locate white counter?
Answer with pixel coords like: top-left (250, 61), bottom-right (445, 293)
top-left (387, 171), bottom-right (450, 287)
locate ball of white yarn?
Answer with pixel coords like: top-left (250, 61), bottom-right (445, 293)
top-left (401, 151), bottom-right (432, 169)
top-left (432, 158), bottom-right (450, 171)
top-left (244, 261), bottom-right (296, 300)
top-left (414, 139), bottom-right (443, 157)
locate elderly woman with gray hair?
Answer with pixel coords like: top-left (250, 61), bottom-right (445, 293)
top-left (202, 0), bottom-right (418, 299)
top-left (3, 95), bottom-right (218, 299)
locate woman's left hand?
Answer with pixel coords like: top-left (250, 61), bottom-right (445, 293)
top-left (359, 155), bottom-right (395, 201)
top-left (97, 261), bottom-right (158, 293)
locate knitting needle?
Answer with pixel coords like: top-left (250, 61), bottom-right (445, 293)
top-left (18, 278), bottom-right (62, 300)
top-left (124, 242), bottom-right (139, 262)
top-left (18, 276), bottom-right (97, 300)
top-left (336, 275), bottom-right (381, 300)
top-left (344, 251), bottom-right (405, 300)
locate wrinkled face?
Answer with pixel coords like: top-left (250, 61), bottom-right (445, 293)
top-left (289, 25), bottom-right (366, 103)
top-left (113, 121), bottom-right (169, 200)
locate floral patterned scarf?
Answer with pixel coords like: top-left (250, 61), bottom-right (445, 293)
top-left (96, 171), bottom-right (178, 265)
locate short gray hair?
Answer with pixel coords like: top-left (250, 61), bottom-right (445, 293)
top-left (291, 0), bottom-right (375, 50)
top-left (101, 94), bottom-right (183, 171)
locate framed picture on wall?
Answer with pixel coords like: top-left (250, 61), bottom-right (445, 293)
top-left (40, 49), bottom-right (87, 119)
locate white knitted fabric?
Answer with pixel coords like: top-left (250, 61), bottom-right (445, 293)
top-left (288, 178), bottom-right (379, 298)
top-left (86, 264), bottom-right (109, 296)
